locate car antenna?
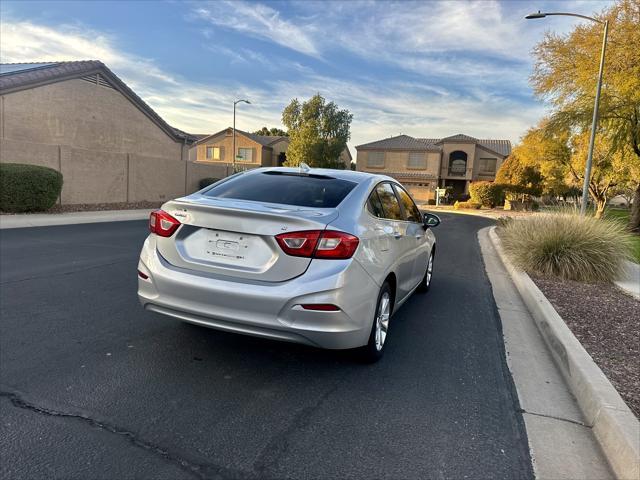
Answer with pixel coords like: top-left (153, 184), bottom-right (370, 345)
top-left (299, 162), bottom-right (310, 174)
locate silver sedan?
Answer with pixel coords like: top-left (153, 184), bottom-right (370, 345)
top-left (138, 167), bottom-right (440, 361)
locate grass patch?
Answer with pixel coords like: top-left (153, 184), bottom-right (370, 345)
top-left (498, 213), bottom-right (634, 282)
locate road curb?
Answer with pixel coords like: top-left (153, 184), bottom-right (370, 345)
top-left (614, 261), bottom-right (640, 299)
top-left (488, 226), bottom-right (639, 480)
top-left (0, 209), bottom-right (152, 229)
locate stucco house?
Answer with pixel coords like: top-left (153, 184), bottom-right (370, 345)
top-left (0, 60), bottom-right (211, 204)
top-left (355, 133), bottom-right (511, 201)
top-left (190, 128), bottom-right (352, 171)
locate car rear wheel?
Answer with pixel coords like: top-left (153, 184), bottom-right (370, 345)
top-left (417, 250), bottom-right (434, 293)
top-left (359, 282), bottom-right (392, 363)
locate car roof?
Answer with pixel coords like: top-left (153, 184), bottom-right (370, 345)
top-left (252, 167), bottom-right (394, 184)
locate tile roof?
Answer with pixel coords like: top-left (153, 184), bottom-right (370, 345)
top-left (356, 135), bottom-right (442, 151)
top-left (0, 61), bottom-right (196, 143)
top-left (476, 139), bottom-right (512, 157)
top-left (244, 131), bottom-right (289, 146)
top-left (436, 133), bottom-right (478, 143)
top-left (357, 133), bottom-right (511, 157)
top-left (195, 128), bottom-right (289, 147)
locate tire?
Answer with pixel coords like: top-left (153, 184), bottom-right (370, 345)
top-left (417, 250), bottom-right (434, 293)
top-left (359, 282), bottom-right (393, 363)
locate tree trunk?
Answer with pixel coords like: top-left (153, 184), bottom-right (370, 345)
top-left (630, 183), bottom-right (640, 232)
top-left (594, 197), bottom-right (607, 219)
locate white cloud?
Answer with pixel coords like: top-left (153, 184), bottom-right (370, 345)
top-left (0, 20), bottom-right (280, 133)
top-left (192, 1), bottom-right (320, 58)
top-left (0, 16), bottom-right (548, 156)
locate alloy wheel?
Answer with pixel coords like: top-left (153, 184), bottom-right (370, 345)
top-left (426, 253), bottom-right (433, 287)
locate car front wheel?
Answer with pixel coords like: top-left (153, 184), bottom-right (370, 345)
top-left (418, 250), bottom-right (434, 293)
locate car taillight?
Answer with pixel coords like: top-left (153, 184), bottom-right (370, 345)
top-left (275, 230), bottom-right (359, 259)
top-left (149, 210), bottom-right (181, 237)
top-left (314, 230), bottom-right (360, 259)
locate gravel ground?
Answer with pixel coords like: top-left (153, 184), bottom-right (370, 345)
top-left (1, 201), bottom-right (162, 215)
top-left (531, 275), bottom-right (640, 417)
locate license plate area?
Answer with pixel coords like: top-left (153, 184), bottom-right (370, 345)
top-left (205, 230), bottom-right (249, 261)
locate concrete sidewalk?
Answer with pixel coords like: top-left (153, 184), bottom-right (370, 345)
top-left (478, 227), bottom-right (614, 480)
top-left (0, 209), bottom-right (152, 229)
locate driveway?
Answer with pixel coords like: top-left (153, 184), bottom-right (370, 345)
top-left (0, 213), bottom-right (533, 479)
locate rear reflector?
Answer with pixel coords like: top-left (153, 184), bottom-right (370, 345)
top-left (275, 230), bottom-right (359, 259)
top-left (149, 210), bottom-right (181, 237)
top-left (137, 270), bottom-right (149, 280)
top-left (300, 304), bottom-right (341, 311)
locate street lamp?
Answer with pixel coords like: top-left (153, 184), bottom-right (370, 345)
top-left (525, 10), bottom-right (609, 215)
top-left (232, 99), bottom-right (251, 175)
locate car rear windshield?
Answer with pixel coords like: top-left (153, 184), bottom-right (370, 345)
top-left (203, 172), bottom-right (357, 208)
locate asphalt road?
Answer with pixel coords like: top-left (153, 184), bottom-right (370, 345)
top-left (0, 213), bottom-right (533, 480)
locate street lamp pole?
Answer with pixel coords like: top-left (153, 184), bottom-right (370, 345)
top-left (232, 99), bottom-right (251, 175)
top-left (525, 11), bottom-right (609, 215)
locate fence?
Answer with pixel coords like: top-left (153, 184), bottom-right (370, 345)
top-left (0, 138), bottom-right (229, 205)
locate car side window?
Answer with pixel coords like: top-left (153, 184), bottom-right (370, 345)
top-left (375, 183), bottom-right (404, 221)
top-left (366, 190), bottom-right (385, 218)
top-left (394, 185), bottom-right (422, 223)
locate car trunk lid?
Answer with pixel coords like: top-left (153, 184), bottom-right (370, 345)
top-left (155, 197), bottom-right (339, 282)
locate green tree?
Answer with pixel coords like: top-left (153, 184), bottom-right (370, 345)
top-left (281, 93), bottom-right (353, 169)
top-left (531, 0), bottom-right (640, 228)
top-left (253, 126), bottom-right (288, 137)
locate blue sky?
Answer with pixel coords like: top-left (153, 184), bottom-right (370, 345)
top-left (0, 0), bottom-right (611, 153)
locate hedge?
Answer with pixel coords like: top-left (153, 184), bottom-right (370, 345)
top-left (0, 163), bottom-right (63, 213)
top-left (469, 181), bottom-right (504, 208)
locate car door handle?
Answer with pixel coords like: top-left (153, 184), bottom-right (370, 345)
top-left (393, 231), bottom-right (402, 239)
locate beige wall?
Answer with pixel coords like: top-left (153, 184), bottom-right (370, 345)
top-left (439, 142), bottom-right (504, 183)
top-left (472, 145), bottom-right (502, 182)
top-left (440, 142), bottom-right (476, 180)
top-left (191, 136), bottom-right (352, 169)
top-left (0, 138), bottom-right (224, 204)
top-left (0, 77), bottom-right (201, 205)
top-left (2, 79), bottom-right (185, 159)
top-left (356, 150), bottom-right (440, 176)
top-left (192, 131), bottom-right (264, 167)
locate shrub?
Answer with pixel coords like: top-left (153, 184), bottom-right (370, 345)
top-left (0, 163), bottom-right (63, 213)
top-left (427, 199), bottom-right (436, 205)
top-left (498, 213), bottom-right (633, 282)
top-left (454, 201), bottom-right (481, 210)
top-left (199, 177), bottom-right (220, 189)
top-left (469, 181), bottom-right (504, 207)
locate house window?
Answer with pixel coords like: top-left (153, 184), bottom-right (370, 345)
top-left (367, 151), bottom-right (384, 168)
top-left (408, 152), bottom-right (426, 169)
top-left (238, 148), bottom-right (253, 162)
top-left (206, 146), bottom-right (221, 161)
top-left (448, 151), bottom-right (467, 176)
top-left (479, 158), bottom-right (497, 174)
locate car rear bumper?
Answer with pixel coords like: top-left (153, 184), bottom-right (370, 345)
top-left (137, 235), bottom-right (377, 349)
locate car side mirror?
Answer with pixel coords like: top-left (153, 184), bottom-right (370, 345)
top-left (423, 212), bottom-right (441, 229)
